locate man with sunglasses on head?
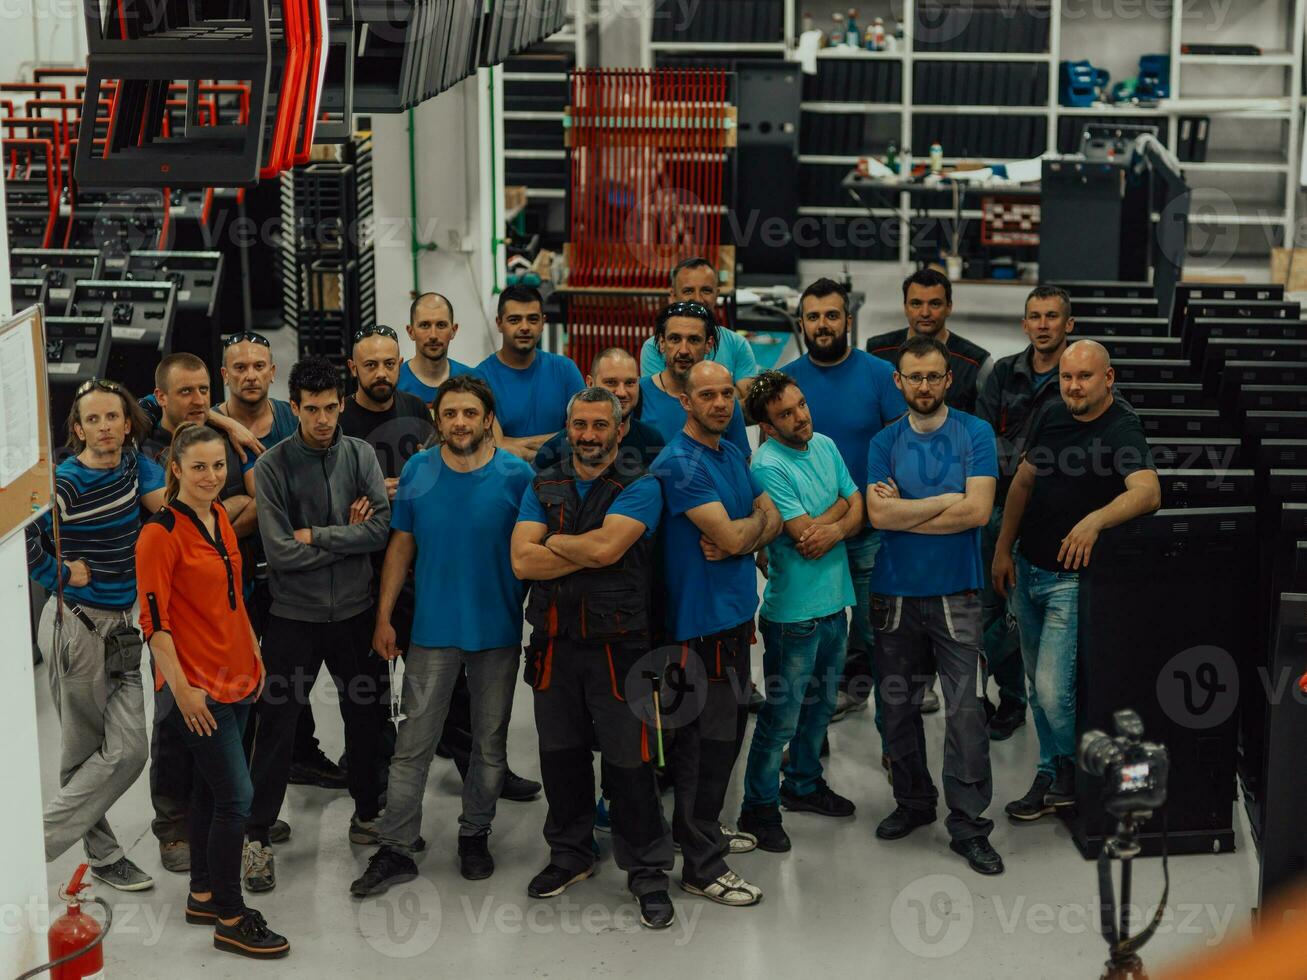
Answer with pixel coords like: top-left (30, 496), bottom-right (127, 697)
top-left (140, 352), bottom-right (259, 874)
top-left (865, 335), bottom-right (1002, 877)
top-left (399, 292), bottom-right (476, 407)
top-left (476, 284), bottom-right (585, 463)
top-left (25, 378), bottom-right (166, 892)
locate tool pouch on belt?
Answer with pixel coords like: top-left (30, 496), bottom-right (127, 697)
top-left (701, 625), bottom-right (751, 683)
top-left (70, 605), bottom-right (143, 679)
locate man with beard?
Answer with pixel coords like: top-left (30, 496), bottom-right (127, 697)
top-left (736, 372), bottom-right (864, 853)
top-left (342, 326), bottom-right (540, 804)
top-left (639, 302), bottom-right (750, 458)
top-left (652, 360), bottom-right (781, 907)
top-left (351, 376), bottom-right (535, 896)
top-left (865, 335), bottom-right (1002, 876)
top-left (140, 353), bottom-right (257, 874)
top-left (781, 278), bottom-right (903, 741)
top-left (532, 347), bottom-right (665, 474)
top-left (974, 286), bottom-right (1076, 744)
top-left (994, 341), bottom-right (1159, 822)
top-left (511, 388), bottom-right (676, 929)
top-left (398, 292), bottom-right (476, 406)
top-left (26, 379), bottom-right (164, 892)
top-left (476, 285), bottom-right (585, 463)
top-left (865, 269), bottom-right (993, 414)
top-left (639, 257), bottom-right (758, 403)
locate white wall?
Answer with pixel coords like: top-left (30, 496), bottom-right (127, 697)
top-left (0, 163), bottom-right (52, 978)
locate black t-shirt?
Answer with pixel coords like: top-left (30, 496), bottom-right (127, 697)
top-left (339, 391), bottom-right (435, 480)
top-left (1019, 399), bottom-right (1154, 572)
top-left (141, 421), bottom-right (246, 500)
top-left (532, 418), bottom-right (666, 476)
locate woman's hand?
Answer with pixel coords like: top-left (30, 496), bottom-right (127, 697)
top-left (174, 683), bottom-right (218, 736)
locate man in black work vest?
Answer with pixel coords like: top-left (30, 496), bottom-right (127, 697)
top-left (511, 387), bottom-right (676, 931)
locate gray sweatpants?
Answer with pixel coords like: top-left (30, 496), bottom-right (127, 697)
top-left (376, 645), bottom-right (519, 853)
top-left (38, 600), bottom-right (149, 865)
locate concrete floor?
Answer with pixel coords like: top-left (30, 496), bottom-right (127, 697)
top-left (33, 268), bottom-right (1261, 977)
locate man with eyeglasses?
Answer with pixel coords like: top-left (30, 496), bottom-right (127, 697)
top-left (342, 325), bottom-right (542, 805)
top-left (399, 292), bottom-right (476, 406)
top-left (780, 278), bottom-right (903, 752)
top-left (865, 334), bottom-right (1003, 877)
top-left (25, 378), bottom-right (165, 892)
top-left (476, 284), bottom-right (585, 464)
top-left (639, 303), bottom-right (750, 458)
top-left (140, 352), bottom-right (258, 874)
top-left (639, 256), bottom-right (758, 403)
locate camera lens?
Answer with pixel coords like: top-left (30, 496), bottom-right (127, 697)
top-left (1078, 729), bottom-right (1123, 778)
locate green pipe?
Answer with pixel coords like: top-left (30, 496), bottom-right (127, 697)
top-left (487, 64), bottom-right (501, 296)
top-left (408, 107), bottom-right (438, 298)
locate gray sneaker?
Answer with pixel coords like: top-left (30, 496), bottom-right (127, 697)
top-left (242, 841), bottom-right (276, 892)
top-left (90, 856), bottom-right (154, 892)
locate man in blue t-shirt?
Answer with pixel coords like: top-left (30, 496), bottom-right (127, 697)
top-left (638, 256), bottom-right (758, 402)
top-left (736, 372), bottom-right (865, 854)
top-left (510, 388), bottom-right (676, 929)
top-left (638, 301), bottom-right (751, 457)
top-left (26, 379), bottom-right (165, 892)
top-left (651, 360), bottom-right (781, 908)
top-left (351, 375), bottom-right (535, 896)
top-left (864, 335), bottom-right (1003, 877)
top-left (398, 292), bottom-right (476, 406)
top-left (475, 284), bottom-right (585, 463)
top-left (781, 277), bottom-right (904, 728)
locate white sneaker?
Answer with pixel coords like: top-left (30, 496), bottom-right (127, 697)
top-left (679, 870), bottom-right (763, 907)
top-left (242, 841), bottom-right (276, 893)
top-left (721, 824), bottom-right (758, 854)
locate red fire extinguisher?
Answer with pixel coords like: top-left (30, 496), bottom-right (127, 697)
top-left (37, 864), bottom-right (110, 980)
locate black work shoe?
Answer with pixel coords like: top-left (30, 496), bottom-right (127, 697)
top-left (527, 863), bottom-right (595, 899)
top-left (1044, 757), bottom-right (1076, 809)
top-left (638, 890), bottom-right (676, 930)
top-left (875, 805), bottom-right (936, 840)
top-left (988, 700), bottom-right (1027, 741)
top-left (350, 846), bottom-right (419, 898)
top-left (501, 771), bottom-right (542, 802)
top-left (268, 820), bottom-right (292, 845)
top-left (1005, 772), bottom-right (1054, 821)
top-left (185, 894), bottom-right (218, 925)
top-left (780, 780), bottom-right (855, 818)
top-left (949, 835), bottom-right (1005, 875)
top-left (458, 834), bottom-right (494, 880)
top-left (159, 839), bottom-right (189, 873)
top-left (738, 806), bottom-right (791, 853)
top-left (213, 908), bottom-right (290, 959)
top-left (287, 749), bottom-right (347, 789)
top-left (920, 686), bottom-right (941, 714)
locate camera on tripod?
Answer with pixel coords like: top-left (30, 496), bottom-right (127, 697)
top-left (1079, 708), bottom-right (1170, 823)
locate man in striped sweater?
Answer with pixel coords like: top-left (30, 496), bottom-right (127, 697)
top-left (26, 379), bottom-right (167, 890)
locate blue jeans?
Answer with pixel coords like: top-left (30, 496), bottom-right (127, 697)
top-left (167, 697), bottom-right (252, 919)
top-left (842, 527), bottom-right (885, 740)
top-left (1010, 555), bottom-right (1079, 777)
top-left (743, 611), bottom-right (847, 810)
top-left (981, 507), bottom-right (1026, 707)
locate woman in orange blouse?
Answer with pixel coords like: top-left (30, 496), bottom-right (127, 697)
top-left (136, 423), bottom-right (289, 960)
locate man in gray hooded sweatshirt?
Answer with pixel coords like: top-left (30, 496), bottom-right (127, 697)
top-left (243, 355), bottom-right (391, 892)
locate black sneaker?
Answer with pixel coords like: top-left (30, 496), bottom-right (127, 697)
top-left (90, 856), bottom-right (153, 892)
top-left (780, 780), bottom-right (855, 818)
top-left (501, 771), bottom-right (542, 802)
top-left (875, 805), bottom-right (936, 840)
top-left (988, 699), bottom-right (1027, 741)
top-left (268, 820), bottom-right (292, 845)
top-left (638, 890), bottom-right (676, 929)
top-left (349, 812), bottom-right (380, 845)
top-left (213, 908), bottom-right (290, 959)
top-left (350, 846), bottom-right (419, 898)
top-left (920, 686), bottom-right (941, 714)
top-left (527, 863), bottom-right (595, 899)
top-left (738, 806), bottom-right (791, 853)
top-left (1044, 757), bottom-right (1076, 809)
top-left (185, 894), bottom-right (218, 925)
top-left (949, 835), bottom-right (1004, 875)
top-left (458, 834), bottom-right (494, 881)
top-left (1005, 772), bottom-right (1054, 821)
top-left (287, 748), bottom-right (347, 789)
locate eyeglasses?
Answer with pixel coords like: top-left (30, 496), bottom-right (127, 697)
top-left (74, 378), bottom-right (125, 399)
top-left (222, 331), bottom-right (271, 349)
top-left (901, 372), bottom-right (949, 388)
top-left (353, 325), bottom-right (399, 344)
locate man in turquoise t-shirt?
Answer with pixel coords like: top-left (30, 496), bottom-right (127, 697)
top-left (735, 372), bottom-right (865, 854)
top-left (351, 375), bottom-right (534, 896)
top-left (639, 256), bottom-right (758, 402)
